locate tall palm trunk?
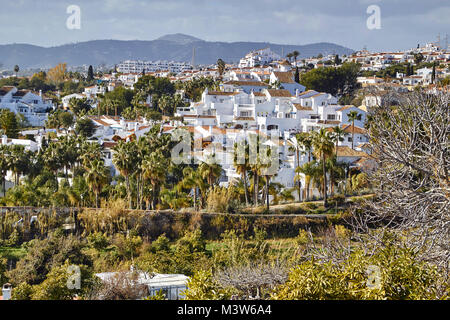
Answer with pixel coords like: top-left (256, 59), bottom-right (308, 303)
top-left (265, 176), bottom-right (270, 210)
top-left (125, 175), bottom-right (131, 209)
top-left (253, 171), bottom-right (258, 206)
top-left (322, 154), bottom-right (328, 207)
top-left (243, 170), bottom-right (249, 207)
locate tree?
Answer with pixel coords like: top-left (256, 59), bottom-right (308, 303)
top-left (312, 128), bottom-right (334, 207)
top-left (292, 51), bottom-right (300, 65)
top-left (141, 151), bottom-right (168, 210)
top-left (13, 65), bottom-right (19, 76)
top-left (286, 53), bottom-right (293, 63)
top-left (414, 53), bottom-right (424, 64)
top-left (272, 244), bottom-right (442, 300)
top-left (31, 261), bottom-right (96, 300)
top-left (87, 65), bottom-right (94, 82)
top-left (334, 54), bottom-right (342, 65)
top-left (47, 63), bottom-right (67, 85)
top-left (361, 89), bottom-right (449, 269)
top-left (85, 159), bottom-right (109, 208)
top-left (347, 111), bottom-right (362, 150)
top-left (301, 62), bottom-right (360, 97)
top-left (294, 67), bottom-right (300, 84)
top-left (69, 97), bottom-right (91, 117)
top-left (75, 118), bottom-right (96, 138)
top-left (199, 156), bottom-right (222, 200)
top-left (330, 126), bottom-right (346, 158)
top-left (182, 270), bottom-right (231, 300)
top-left (0, 109), bottom-right (19, 138)
top-left (217, 59), bottom-right (226, 79)
top-left (113, 141), bottom-right (138, 209)
top-left (58, 112), bottom-right (74, 132)
top-left (0, 145), bottom-right (10, 196)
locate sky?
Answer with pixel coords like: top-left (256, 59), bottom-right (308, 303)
top-left (0, 0), bottom-right (449, 52)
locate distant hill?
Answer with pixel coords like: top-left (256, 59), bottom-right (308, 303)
top-left (0, 33), bottom-right (354, 69)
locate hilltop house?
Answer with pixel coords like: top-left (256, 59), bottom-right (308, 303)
top-left (0, 86), bottom-right (52, 126)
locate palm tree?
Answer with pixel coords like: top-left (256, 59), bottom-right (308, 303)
top-left (297, 132), bottom-right (313, 162)
top-left (347, 111), bottom-right (362, 150)
top-left (296, 160), bottom-right (317, 202)
top-left (288, 133), bottom-right (304, 201)
top-left (141, 151), bottom-right (167, 210)
top-left (199, 156), bottom-right (222, 187)
top-left (233, 141), bottom-right (250, 207)
top-left (113, 140), bottom-right (138, 208)
top-left (85, 159), bottom-right (109, 208)
top-left (179, 166), bottom-right (205, 211)
top-left (0, 145), bottom-right (10, 197)
top-left (286, 53), bottom-right (294, 63)
top-left (312, 128), bottom-right (334, 207)
top-left (292, 51), bottom-right (300, 65)
top-left (331, 126), bottom-right (347, 158)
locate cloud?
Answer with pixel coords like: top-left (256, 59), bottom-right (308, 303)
top-left (0, 0), bottom-right (448, 51)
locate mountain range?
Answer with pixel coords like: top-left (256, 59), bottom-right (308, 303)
top-left (0, 33), bottom-right (354, 69)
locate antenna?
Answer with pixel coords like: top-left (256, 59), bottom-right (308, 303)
top-left (445, 34), bottom-right (449, 51)
top-left (191, 47), bottom-right (196, 68)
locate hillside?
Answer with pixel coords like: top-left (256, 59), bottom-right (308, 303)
top-left (0, 33), bottom-right (354, 69)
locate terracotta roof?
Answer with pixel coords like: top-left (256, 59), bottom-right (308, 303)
top-left (0, 86), bottom-right (15, 96)
top-left (234, 117), bottom-right (256, 121)
top-left (272, 71), bottom-right (294, 84)
top-left (12, 90), bottom-right (29, 97)
top-left (336, 146), bottom-right (368, 157)
top-left (252, 92), bottom-right (266, 97)
top-left (342, 124), bottom-right (367, 135)
top-left (266, 89), bottom-right (292, 97)
top-left (297, 90), bottom-right (317, 97)
top-left (102, 141), bottom-right (117, 148)
top-left (293, 103), bottom-right (313, 111)
top-left (207, 91), bottom-right (240, 96)
top-left (224, 81), bottom-right (268, 87)
top-left (317, 120), bottom-right (340, 125)
top-left (337, 105), bottom-right (356, 112)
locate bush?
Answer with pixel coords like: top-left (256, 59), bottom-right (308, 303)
top-left (272, 244), bottom-right (444, 300)
top-left (206, 186), bottom-right (240, 213)
top-left (87, 232), bottom-right (110, 251)
top-left (182, 270), bottom-right (232, 300)
top-left (295, 229), bottom-right (311, 246)
top-left (328, 194), bottom-right (346, 207)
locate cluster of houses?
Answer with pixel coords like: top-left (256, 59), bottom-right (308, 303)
top-left (1, 41), bottom-right (449, 199)
top-left (0, 86), bottom-right (53, 126)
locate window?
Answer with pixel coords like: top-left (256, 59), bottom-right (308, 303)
top-left (327, 114), bottom-right (336, 120)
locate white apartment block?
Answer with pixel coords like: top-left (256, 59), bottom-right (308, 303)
top-left (117, 60), bottom-right (192, 74)
top-left (0, 86), bottom-right (52, 127)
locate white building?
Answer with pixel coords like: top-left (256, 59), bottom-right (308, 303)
top-left (0, 86), bottom-right (52, 126)
top-left (239, 48), bottom-right (281, 68)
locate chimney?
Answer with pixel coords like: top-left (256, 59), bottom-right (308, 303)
top-left (39, 90), bottom-right (42, 97)
top-left (2, 283), bottom-right (12, 300)
top-left (1, 135), bottom-right (7, 145)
